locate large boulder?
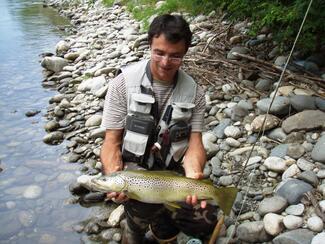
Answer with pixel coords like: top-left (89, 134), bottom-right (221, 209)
top-left (282, 110), bottom-right (325, 133)
top-left (41, 56), bottom-right (68, 73)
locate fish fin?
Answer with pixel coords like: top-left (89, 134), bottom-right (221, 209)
top-left (200, 178), bottom-right (214, 185)
top-left (125, 191), bottom-right (142, 202)
top-left (164, 202), bottom-right (182, 211)
top-left (212, 187), bottom-right (238, 216)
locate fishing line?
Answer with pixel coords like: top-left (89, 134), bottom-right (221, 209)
top-left (226, 0), bottom-right (314, 242)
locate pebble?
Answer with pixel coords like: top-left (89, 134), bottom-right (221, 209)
top-left (264, 156), bottom-right (287, 172)
top-left (23, 185), bottom-right (42, 199)
top-left (236, 221), bottom-right (271, 243)
top-left (282, 164), bottom-right (301, 180)
top-left (311, 135), bottom-right (325, 163)
top-left (275, 178), bottom-right (313, 204)
top-left (107, 205), bottom-right (125, 227)
top-left (283, 215), bottom-right (303, 230)
top-left (257, 195), bottom-right (287, 216)
top-left (251, 114), bottom-right (281, 132)
top-left (285, 203), bottom-right (305, 216)
top-left (224, 125), bottom-right (241, 139)
top-left (263, 213), bottom-right (284, 236)
top-left (312, 232), bottom-right (325, 244)
top-left (307, 216), bottom-right (324, 232)
top-left (296, 158), bottom-right (315, 171)
top-left (273, 229), bottom-right (314, 244)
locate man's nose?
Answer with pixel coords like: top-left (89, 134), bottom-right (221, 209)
top-left (161, 56), bottom-right (169, 66)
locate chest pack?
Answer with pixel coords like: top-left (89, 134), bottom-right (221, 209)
top-left (120, 60), bottom-right (197, 169)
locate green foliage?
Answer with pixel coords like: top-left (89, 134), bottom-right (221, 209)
top-left (101, 0), bottom-right (325, 52)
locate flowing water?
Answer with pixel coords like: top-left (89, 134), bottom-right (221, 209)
top-left (0, 1), bottom-right (93, 243)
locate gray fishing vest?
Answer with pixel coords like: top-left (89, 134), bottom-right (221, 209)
top-left (121, 59), bottom-right (197, 168)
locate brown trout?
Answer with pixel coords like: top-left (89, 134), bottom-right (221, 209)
top-left (91, 170), bottom-right (238, 215)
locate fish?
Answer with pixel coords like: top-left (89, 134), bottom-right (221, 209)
top-left (90, 170), bottom-right (238, 215)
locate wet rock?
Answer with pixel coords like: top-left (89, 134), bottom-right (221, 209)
top-left (0, 214), bottom-right (22, 239)
top-left (311, 135), bottom-right (325, 163)
top-left (289, 95), bottom-right (316, 112)
top-left (81, 192), bottom-right (106, 204)
top-left (285, 203), bottom-right (304, 216)
top-left (307, 216), bottom-right (324, 232)
top-left (62, 152), bottom-right (81, 163)
top-left (69, 182), bottom-right (90, 195)
top-left (275, 179), bottom-right (313, 204)
top-left (55, 40), bottom-right (70, 55)
top-left (39, 233), bottom-right (57, 244)
top-left (251, 114), bottom-right (281, 132)
top-left (258, 195), bottom-right (288, 216)
top-left (18, 210), bottom-right (35, 227)
top-left (44, 120), bottom-right (60, 132)
top-left (43, 131), bottom-right (64, 144)
top-left (282, 110), bottom-right (325, 133)
top-left (273, 229), bottom-right (314, 244)
top-left (23, 185), bottom-right (42, 199)
top-left (236, 221), bottom-right (271, 242)
top-left (283, 215), bottom-right (303, 230)
top-left (41, 56), bottom-right (68, 73)
top-left (100, 228), bottom-right (121, 241)
top-left (263, 213), bottom-right (284, 236)
top-left (25, 110), bottom-right (41, 117)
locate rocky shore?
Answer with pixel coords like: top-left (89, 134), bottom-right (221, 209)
top-left (40, 0), bottom-right (325, 243)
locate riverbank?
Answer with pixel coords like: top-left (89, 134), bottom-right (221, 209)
top-left (42, 0), bottom-right (325, 243)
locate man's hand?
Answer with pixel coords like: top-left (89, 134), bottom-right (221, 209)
top-left (100, 129), bottom-right (128, 203)
top-left (182, 132), bottom-right (207, 208)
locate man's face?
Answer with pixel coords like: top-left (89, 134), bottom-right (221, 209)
top-left (150, 34), bottom-right (187, 83)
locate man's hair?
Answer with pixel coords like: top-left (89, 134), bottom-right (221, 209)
top-left (148, 14), bottom-right (192, 51)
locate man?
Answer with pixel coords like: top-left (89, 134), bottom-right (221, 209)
top-left (100, 14), bottom-right (218, 243)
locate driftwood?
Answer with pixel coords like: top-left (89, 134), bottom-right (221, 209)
top-left (232, 52), bottom-right (325, 91)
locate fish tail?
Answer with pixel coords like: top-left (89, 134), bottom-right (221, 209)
top-left (212, 187), bottom-right (238, 216)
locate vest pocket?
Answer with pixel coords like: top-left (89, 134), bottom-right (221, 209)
top-left (123, 130), bottom-right (148, 156)
top-left (129, 93), bottom-right (154, 114)
top-left (171, 102), bottom-right (195, 122)
top-left (170, 139), bottom-right (189, 162)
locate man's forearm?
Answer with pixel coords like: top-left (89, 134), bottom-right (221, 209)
top-left (100, 129), bottom-right (124, 175)
top-left (183, 132), bottom-right (206, 179)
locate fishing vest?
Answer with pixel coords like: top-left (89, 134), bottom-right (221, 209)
top-left (120, 59), bottom-right (197, 169)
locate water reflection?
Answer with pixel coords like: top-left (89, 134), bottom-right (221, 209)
top-left (0, 0), bottom-right (89, 243)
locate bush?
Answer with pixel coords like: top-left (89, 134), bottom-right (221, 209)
top-left (102, 0), bottom-right (325, 53)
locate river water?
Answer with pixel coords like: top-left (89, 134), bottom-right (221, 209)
top-left (0, 1), bottom-right (93, 243)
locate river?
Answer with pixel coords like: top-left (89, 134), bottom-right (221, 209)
top-left (0, 1), bottom-right (93, 243)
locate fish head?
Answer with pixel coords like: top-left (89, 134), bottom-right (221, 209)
top-left (91, 172), bottom-right (126, 193)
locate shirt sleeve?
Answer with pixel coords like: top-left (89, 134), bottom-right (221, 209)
top-left (101, 73), bottom-right (127, 129)
top-left (190, 84), bottom-right (206, 132)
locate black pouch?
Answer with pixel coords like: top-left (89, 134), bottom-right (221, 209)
top-left (122, 114), bottom-right (155, 163)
